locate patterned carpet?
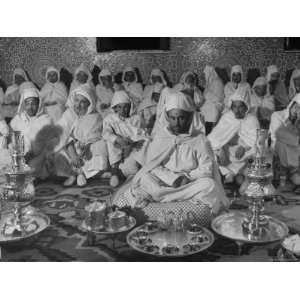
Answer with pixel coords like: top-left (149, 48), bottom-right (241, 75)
top-left (0, 177), bottom-right (300, 262)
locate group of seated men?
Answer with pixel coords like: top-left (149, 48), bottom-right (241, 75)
top-left (0, 62), bottom-right (300, 215)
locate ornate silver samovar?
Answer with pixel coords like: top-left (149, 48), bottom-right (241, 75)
top-left (211, 129), bottom-right (288, 248)
top-left (0, 131), bottom-right (35, 234)
top-left (241, 129), bottom-right (276, 236)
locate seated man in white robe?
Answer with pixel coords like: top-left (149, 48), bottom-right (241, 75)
top-left (138, 82), bottom-right (163, 134)
top-left (201, 65), bottom-right (225, 134)
top-left (102, 90), bottom-right (148, 187)
top-left (224, 65), bottom-right (251, 109)
top-left (173, 71), bottom-right (204, 111)
top-left (142, 68), bottom-right (167, 100)
top-left (40, 66), bottom-right (68, 123)
top-left (270, 94), bottom-right (300, 186)
top-left (266, 65), bottom-right (289, 111)
top-left (0, 114), bottom-right (11, 185)
top-left (0, 114), bottom-right (9, 149)
top-left (115, 90), bottom-right (229, 215)
top-left (0, 114), bottom-right (10, 170)
top-left (51, 84), bottom-right (108, 187)
top-left (208, 88), bottom-right (259, 187)
top-left (121, 66), bottom-right (143, 108)
top-left (69, 63), bottom-right (95, 96)
top-left (250, 76), bottom-right (275, 129)
top-left (289, 69), bottom-right (300, 100)
top-left (2, 68), bottom-right (30, 122)
top-left (10, 87), bottom-right (59, 179)
top-left (95, 69), bottom-right (115, 118)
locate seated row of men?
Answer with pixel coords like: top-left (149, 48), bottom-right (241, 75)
top-left (0, 63), bottom-right (299, 216)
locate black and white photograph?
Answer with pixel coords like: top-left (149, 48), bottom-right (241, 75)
top-left (0, 1), bottom-right (299, 300)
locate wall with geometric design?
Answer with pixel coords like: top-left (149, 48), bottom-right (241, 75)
top-left (0, 37), bottom-right (300, 88)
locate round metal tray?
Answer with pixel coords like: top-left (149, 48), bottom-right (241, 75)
top-left (0, 210), bottom-right (50, 243)
top-left (81, 216), bottom-right (136, 235)
top-left (211, 211), bottom-right (289, 244)
top-left (127, 223), bottom-right (215, 258)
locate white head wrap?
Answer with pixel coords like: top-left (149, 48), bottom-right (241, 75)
top-left (203, 65), bottom-right (219, 86)
top-left (231, 65), bottom-right (243, 81)
top-left (111, 90), bottom-right (131, 108)
top-left (227, 86), bottom-right (251, 112)
top-left (289, 69), bottom-right (300, 99)
top-left (18, 87), bottom-right (44, 117)
top-left (122, 66), bottom-right (139, 83)
top-left (266, 65), bottom-right (279, 82)
top-left (99, 69), bottom-right (112, 77)
top-left (155, 90), bottom-right (205, 136)
top-left (13, 68), bottom-right (29, 84)
top-left (165, 90), bottom-right (194, 112)
top-left (74, 63), bottom-right (92, 82)
top-left (179, 71), bottom-right (196, 85)
top-left (253, 76), bottom-right (268, 88)
top-left (70, 83), bottom-right (96, 115)
top-left (149, 68), bottom-right (167, 85)
top-left (45, 66), bottom-right (60, 83)
top-left (98, 69), bottom-right (113, 86)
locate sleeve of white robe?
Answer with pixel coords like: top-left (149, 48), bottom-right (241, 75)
top-left (269, 112), bottom-right (300, 147)
top-left (102, 117), bottom-right (118, 144)
top-left (150, 166), bottom-right (182, 186)
top-left (187, 139), bottom-right (214, 180)
top-left (0, 119), bottom-right (9, 149)
top-left (270, 113), bottom-right (299, 147)
top-left (0, 88), bottom-right (4, 105)
top-left (125, 83), bottom-right (143, 104)
top-left (0, 119), bottom-right (9, 136)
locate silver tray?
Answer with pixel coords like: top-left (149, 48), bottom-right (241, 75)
top-left (81, 216), bottom-right (136, 235)
top-left (0, 210), bottom-right (50, 243)
top-left (211, 211), bottom-right (289, 244)
top-left (127, 223), bottom-right (214, 257)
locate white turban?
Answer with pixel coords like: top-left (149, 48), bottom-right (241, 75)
top-left (111, 90), bottom-right (131, 108)
top-left (45, 66), bottom-right (60, 82)
top-left (227, 86), bottom-right (251, 111)
top-left (18, 87), bottom-right (44, 116)
top-left (149, 68), bottom-right (167, 85)
top-left (231, 65), bottom-right (243, 77)
top-left (13, 68), bottom-right (29, 83)
top-left (99, 69), bottom-right (112, 77)
top-left (165, 91), bottom-right (194, 112)
top-left (266, 65), bottom-right (279, 82)
top-left (23, 88), bottom-right (39, 101)
top-left (253, 76), bottom-right (268, 88)
top-left (289, 69), bottom-right (300, 99)
top-left (122, 66), bottom-right (138, 83)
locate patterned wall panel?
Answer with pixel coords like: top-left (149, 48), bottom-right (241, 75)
top-left (0, 37), bottom-right (300, 88)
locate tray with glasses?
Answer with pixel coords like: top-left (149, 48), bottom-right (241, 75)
top-left (127, 219), bottom-right (215, 258)
top-left (80, 201), bottom-right (136, 234)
